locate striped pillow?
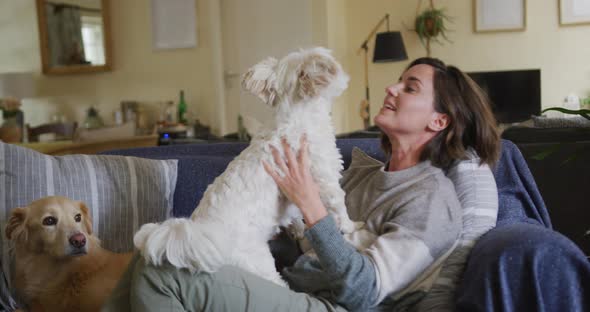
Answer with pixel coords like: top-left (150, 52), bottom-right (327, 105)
top-left (414, 149), bottom-right (499, 311)
top-left (0, 142), bottom-right (177, 309)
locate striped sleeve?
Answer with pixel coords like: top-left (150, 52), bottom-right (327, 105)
top-left (415, 152), bottom-right (498, 311)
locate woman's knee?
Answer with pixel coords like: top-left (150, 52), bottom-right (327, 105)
top-left (128, 259), bottom-right (194, 311)
top-left (131, 259), bottom-right (180, 292)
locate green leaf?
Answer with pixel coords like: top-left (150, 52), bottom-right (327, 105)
top-left (531, 143), bottom-right (562, 160)
top-left (541, 107), bottom-right (590, 120)
top-left (531, 150), bottom-right (553, 160)
top-left (561, 152), bottom-right (579, 165)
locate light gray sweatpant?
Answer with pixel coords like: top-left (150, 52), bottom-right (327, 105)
top-left (102, 253), bottom-right (347, 312)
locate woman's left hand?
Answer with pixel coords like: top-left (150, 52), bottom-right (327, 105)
top-left (262, 135), bottom-right (328, 227)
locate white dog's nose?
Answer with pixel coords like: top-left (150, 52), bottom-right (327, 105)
top-left (69, 233), bottom-right (86, 249)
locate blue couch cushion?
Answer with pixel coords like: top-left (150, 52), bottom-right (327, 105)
top-left (103, 138), bottom-right (550, 227)
top-left (102, 138), bottom-right (387, 217)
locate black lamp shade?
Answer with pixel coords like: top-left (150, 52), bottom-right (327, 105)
top-left (373, 31), bottom-right (408, 63)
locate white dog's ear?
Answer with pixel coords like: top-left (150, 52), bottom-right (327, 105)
top-left (79, 202), bottom-right (93, 235)
top-left (6, 207), bottom-right (26, 242)
top-left (242, 57), bottom-right (278, 106)
top-left (297, 51), bottom-right (339, 100)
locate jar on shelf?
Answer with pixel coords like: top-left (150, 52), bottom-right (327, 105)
top-left (83, 107), bottom-right (105, 129)
top-left (0, 109), bottom-right (23, 143)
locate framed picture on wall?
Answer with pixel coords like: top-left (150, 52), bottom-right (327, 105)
top-left (474, 0), bottom-right (527, 32)
top-left (560, 0), bottom-right (590, 26)
top-left (151, 0), bottom-right (198, 50)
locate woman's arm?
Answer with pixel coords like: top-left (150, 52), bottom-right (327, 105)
top-left (263, 137), bottom-right (460, 310)
top-left (263, 136), bottom-right (380, 310)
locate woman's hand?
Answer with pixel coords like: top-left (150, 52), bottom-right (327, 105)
top-left (262, 135), bottom-right (328, 227)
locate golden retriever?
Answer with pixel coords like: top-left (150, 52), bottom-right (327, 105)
top-left (5, 196), bottom-right (132, 312)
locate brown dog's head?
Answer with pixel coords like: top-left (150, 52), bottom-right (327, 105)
top-left (5, 196), bottom-right (94, 259)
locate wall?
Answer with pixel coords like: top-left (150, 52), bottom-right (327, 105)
top-left (220, 0), bottom-right (314, 135)
top-left (0, 0), bottom-right (222, 134)
top-left (1, 0), bottom-right (347, 134)
top-left (345, 0), bottom-right (590, 130)
top-left (312, 0), bottom-right (351, 133)
top-left (4, 0), bottom-right (588, 135)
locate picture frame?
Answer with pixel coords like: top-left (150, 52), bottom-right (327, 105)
top-left (151, 0), bottom-right (198, 50)
top-left (474, 0), bottom-right (526, 32)
top-left (560, 0), bottom-right (590, 26)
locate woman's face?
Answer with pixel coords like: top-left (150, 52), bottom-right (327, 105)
top-left (374, 64), bottom-right (440, 139)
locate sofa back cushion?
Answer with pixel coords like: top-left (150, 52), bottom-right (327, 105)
top-left (0, 142), bottom-right (178, 309)
top-left (102, 138), bottom-right (387, 217)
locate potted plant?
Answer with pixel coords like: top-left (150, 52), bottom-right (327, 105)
top-left (541, 107), bottom-right (590, 120)
top-left (414, 6), bottom-right (452, 56)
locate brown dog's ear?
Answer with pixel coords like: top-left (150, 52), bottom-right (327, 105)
top-left (79, 202), bottom-right (93, 235)
top-left (297, 51), bottom-right (339, 100)
top-left (6, 207), bottom-right (26, 241)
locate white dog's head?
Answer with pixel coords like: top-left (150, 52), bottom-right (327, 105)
top-left (241, 47), bottom-right (348, 109)
top-left (6, 196), bottom-right (95, 259)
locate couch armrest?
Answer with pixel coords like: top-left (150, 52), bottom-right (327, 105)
top-left (457, 223), bottom-right (590, 312)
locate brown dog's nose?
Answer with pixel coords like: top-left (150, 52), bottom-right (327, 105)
top-left (69, 233), bottom-right (86, 248)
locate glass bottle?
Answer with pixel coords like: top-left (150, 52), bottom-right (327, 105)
top-left (164, 101), bottom-right (175, 124)
top-left (178, 90), bottom-right (187, 124)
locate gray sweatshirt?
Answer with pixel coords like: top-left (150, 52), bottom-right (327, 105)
top-left (283, 148), bottom-right (461, 311)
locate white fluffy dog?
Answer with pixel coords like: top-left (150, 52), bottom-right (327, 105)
top-left (134, 47), bottom-right (356, 286)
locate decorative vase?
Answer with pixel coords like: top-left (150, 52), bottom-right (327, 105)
top-left (0, 110), bottom-right (23, 143)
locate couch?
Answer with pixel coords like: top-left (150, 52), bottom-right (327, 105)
top-left (100, 138), bottom-right (590, 311)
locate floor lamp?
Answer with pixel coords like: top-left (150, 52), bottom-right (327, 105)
top-left (357, 14), bottom-right (408, 129)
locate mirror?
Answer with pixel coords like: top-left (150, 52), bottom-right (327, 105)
top-left (36, 0), bottom-right (112, 75)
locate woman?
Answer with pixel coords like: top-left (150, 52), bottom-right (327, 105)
top-left (103, 57), bottom-right (500, 311)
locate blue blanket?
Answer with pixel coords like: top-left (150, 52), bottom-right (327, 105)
top-left (493, 140), bottom-right (552, 227)
top-left (457, 140), bottom-right (590, 312)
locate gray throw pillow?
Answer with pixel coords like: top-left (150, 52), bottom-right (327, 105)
top-left (0, 141), bottom-right (178, 310)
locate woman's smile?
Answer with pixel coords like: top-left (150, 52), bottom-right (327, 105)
top-left (382, 101), bottom-right (396, 112)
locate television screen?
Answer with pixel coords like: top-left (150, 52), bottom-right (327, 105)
top-left (467, 69), bottom-right (541, 124)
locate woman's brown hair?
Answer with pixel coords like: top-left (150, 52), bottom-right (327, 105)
top-left (380, 57), bottom-right (501, 168)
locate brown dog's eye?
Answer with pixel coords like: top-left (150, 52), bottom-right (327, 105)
top-left (42, 216), bottom-right (57, 226)
top-left (74, 214), bottom-right (81, 222)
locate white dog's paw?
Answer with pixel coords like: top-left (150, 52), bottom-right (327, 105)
top-left (344, 228), bottom-right (377, 252)
top-left (353, 221), bottom-right (365, 230)
top-left (288, 218), bottom-right (306, 240)
top-left (336, 216), bottom-right (362, 234)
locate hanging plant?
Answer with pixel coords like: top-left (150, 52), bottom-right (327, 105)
top-left (413, 1), bottom-right (453, 57)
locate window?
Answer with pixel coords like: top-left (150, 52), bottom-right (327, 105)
top-left (80, 15), bottom-right (105, 65)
